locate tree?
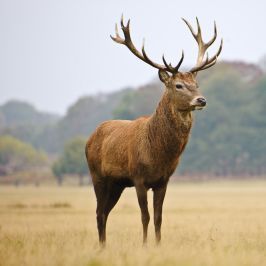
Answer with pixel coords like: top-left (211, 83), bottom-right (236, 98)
top-left (0, 135), bottom-right (47, 184)
top-left (52, 137), bottom-right (88, 185)
top-left (1, 61), bottom-right (266, 177)
top-left (0, 100), bottom-right (59, 127)
top-left (258, 55), bottom-right (266, 73)
top-left (113, 83), bottom-right (163, 120)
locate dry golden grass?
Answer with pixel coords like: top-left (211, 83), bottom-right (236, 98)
top-left (0, 180), bottom-right (266, 266)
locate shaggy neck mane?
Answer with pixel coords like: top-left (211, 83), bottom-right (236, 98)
top-left (147, 92), bottom-right (193, 165)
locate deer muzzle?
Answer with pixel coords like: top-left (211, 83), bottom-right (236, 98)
top-left (190, 96), bottom-right (207, 110)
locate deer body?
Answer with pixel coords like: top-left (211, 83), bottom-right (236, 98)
top-left (87, 90), bottom-right (192, 187)
top-left (85, 16), bottom-right (222, 245)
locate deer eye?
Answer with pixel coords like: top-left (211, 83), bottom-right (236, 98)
top-left (175, 83), bottom-right (183, 90)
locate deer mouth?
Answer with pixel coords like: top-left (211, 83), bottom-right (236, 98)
top-left (189, 105), bottom-right (204, 111)
top-left (194, 106), bottom-right (204, 110)
top-left (189, 103), bottom-right (206, 111)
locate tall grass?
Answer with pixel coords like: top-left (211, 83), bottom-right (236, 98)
top-left (0, 181), bottom-right (266, 266)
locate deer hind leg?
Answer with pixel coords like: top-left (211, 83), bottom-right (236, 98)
top-left (153, 185), bottom-right (167, 244)
top-left (93, 179), bottom-right (107, 245)
top-left (93, 177), bottom-right (124, 246)
top-left (135, 183), bottom-right (150, 244)
top-left (105, 182), bottom-right (125, 217)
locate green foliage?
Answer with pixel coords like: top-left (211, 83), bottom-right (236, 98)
top-left (52, 137), bottom-right (88, 180)
top-left (113, 83), bottom-right (163, 119)
top-left (113, 90), bottom-right (136, 120)
top-left (0, 100), bottom-right (60, 153)
top-left (112, 62), bottom-right (266, 176)
top-left (1, 61), bottom-right (265, 176)
top-left (47, 89), bottom-right (132, 152)
top-left (179, 64), bottom-right (266, 175)
top-left (0, 94), bottom-right (128, 153)
top-left (0, 135), bottom-right (47, 175)
top-left (0, 100), bottom-right (59, 127)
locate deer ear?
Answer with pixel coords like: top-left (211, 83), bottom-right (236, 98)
top-left (158, 70), bottom-right (170, 84)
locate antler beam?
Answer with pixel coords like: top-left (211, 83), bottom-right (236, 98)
top-left (110, 15), bottom-right (184, 74)
top-left (111, 16), bottom-right (222, 75)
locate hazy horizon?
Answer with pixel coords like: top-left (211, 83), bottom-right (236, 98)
top-left (1, 0), bottom-right (266, 114)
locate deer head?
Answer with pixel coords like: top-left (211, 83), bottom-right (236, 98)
top-left (111, 16), bottom-right (223, 111)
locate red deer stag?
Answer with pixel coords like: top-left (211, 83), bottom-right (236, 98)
top-left (85, 16), bottom-right (222, 246)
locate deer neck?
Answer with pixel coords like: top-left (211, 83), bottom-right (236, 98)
top-left (147, 92), bottom-right (193, 157)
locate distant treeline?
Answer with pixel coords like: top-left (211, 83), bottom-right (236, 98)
top-left (0, 61), bottom-right (265, 177)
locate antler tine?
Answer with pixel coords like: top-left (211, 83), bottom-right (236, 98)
top-left (200, 57), bottom-right (218, 71)
top-left (205, 21), bottom-right (217, 47)
top-left (110, 23), bottom-right (124, 44)
top-left (196, 17), bottom-right (202, 40)
top-left (190, 38), bottom-right (223, 73)
top-left (120, 14), bottom-right (125, 28)
top-left (119, 15), bottom-right (131, 43)
top-left (206, 38), bottom-right (223, 64)
top-left (162, 50), bottom-right (184, 73)
top-left (183, 17), bottom-right (222, 75)
top-left (162, 54), bottom-right (175, 72)
top-left (190, 52), bottom-right (209, 73)
top-left (182, 18), bottom-right (197, 40)
top-left (174, 50), bottom-right (184, 72)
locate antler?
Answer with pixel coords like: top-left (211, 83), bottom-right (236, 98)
top-left (110, 15), bottom-right (184, 74)
top-left (182, 17), bottom-right (223, 75)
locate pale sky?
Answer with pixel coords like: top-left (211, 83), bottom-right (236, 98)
top-left (0, 0), bottom-right (265, 114)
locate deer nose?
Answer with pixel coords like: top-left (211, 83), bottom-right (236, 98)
top-left (197, 97), bottom-right (207, 106)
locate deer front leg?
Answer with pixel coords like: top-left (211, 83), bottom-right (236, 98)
top-left (135, 183), bottom-right (150, 244)
top-left (153, 185), bottom-right (167, 244)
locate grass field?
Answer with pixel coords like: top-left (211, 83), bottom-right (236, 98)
top-left (0, 180), bottom-right (266, 266)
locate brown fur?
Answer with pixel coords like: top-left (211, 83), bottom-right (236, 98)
top-left (87, 16), bottom-right (222, 245)
top-left (85, 71), bottom-right (206, 245)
